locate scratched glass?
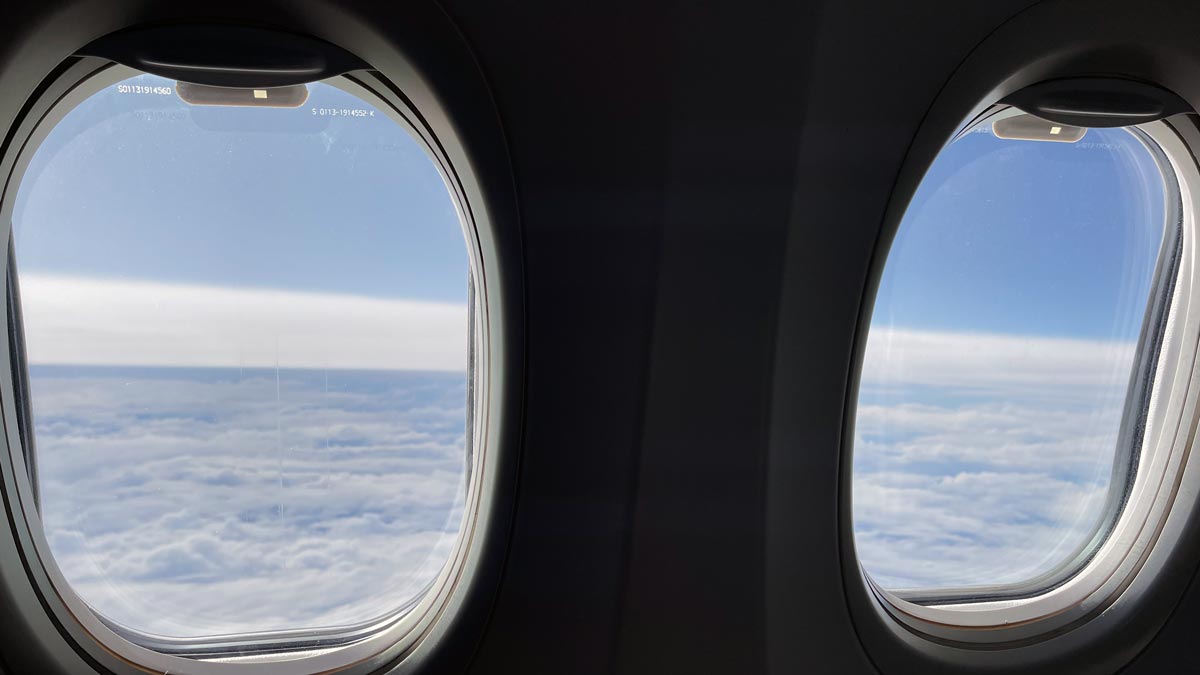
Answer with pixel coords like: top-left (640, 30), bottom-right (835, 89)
top-left (10, 73), bottom-right (472, 638)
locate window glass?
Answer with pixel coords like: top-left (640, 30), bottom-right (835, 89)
top-left (852, 118), bottom-right (1170, 596)
top-left (10, 73), bottom-right (473, 639)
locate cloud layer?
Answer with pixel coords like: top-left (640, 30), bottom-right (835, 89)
top-left (34, 366), bottom-right (468, 638)
top-left (853, 326), bottom-right (1137, 591)
top-left (16, 274), bottom-right (474, 640)
top-left (21, 275), bottom-right (468, 372)
top-left (859, 327), bottom-right (1135, 400)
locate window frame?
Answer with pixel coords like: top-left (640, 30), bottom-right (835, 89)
top-left (853, 111), bottom-right (1200, 644)
top-left (0, 56), bottom-right (499, 675)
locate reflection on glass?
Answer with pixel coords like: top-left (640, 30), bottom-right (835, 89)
top-left (853, 122), bottom-right (1168, 595)
top-left (11, 74), bottom-right (471, 638)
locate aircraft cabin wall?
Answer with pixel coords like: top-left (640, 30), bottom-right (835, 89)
top-left (1, 0), bottom-right (1200, 673)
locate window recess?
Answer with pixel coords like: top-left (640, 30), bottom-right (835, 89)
top-left (0, 24), bottom-right (493, 675)
top-left (851, 77), bottom-right (1200, 644)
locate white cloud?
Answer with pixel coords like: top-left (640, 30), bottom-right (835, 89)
top-left (853, 470), bottom-right (1108, 590)
top-left (15, 275), bottom-right (473, 637)
top-left (860, 327), bottom-right (1135, 400)
top-left (854, 401), bottom-right (1123, 478)
top-left (32, 368), bottom-right (468, 638)
top-left (853, 327), bottom-right (1139, 592)
top-left (20, 275), bottom-right (468, 371)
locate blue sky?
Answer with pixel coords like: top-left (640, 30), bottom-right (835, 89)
top-left (872, 124), bottom-right (1164, 340)
top-left (14, 73), bottom-right (467, 303)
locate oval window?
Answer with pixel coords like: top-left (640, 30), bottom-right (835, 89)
top-left (852, 113), bottom-right (1176, 604)
top-left (8, 71), bottom-right (480, 655)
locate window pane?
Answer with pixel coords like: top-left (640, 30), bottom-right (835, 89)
top-left (852, 119), bottom-right (1170, 595)
top-left (11, 74), bottom-right (472, 639)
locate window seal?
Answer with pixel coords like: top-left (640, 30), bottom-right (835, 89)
top-left (6, 235), bottom-right (35, 514)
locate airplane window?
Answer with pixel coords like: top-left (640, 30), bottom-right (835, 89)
top-left (852, 114), bottom-right (1173, 602)
top-left (8, 72), bottom-right (477, 648)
